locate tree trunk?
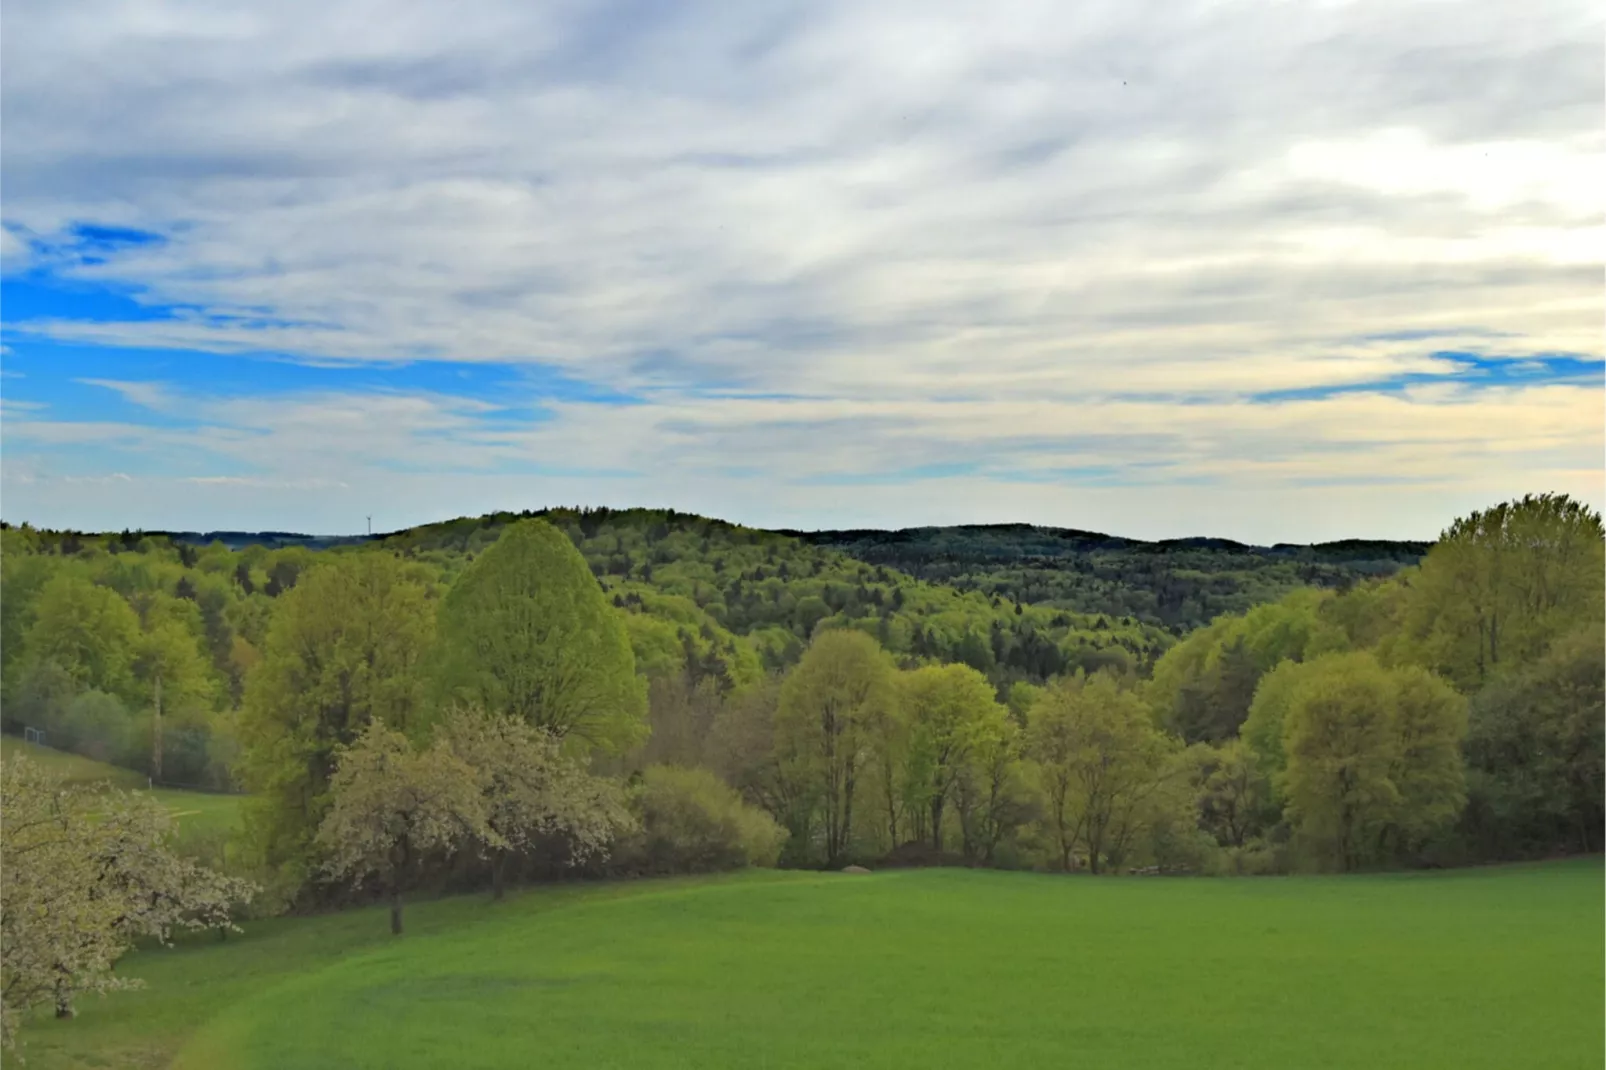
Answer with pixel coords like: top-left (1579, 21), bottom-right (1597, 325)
top-left (390, 867), bottom-right (404, 931)
top-left (55, 981), bottom-right (74, 1019)
top-left (151, 670), bottom-right (163, 784)
top-left (930, 796), bottom-right (945, 852)
top-left (491, 849), bottom-right (508, 902)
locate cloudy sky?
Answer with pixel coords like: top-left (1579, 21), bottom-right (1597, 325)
top-left (2, 0), bottom-right (1600, 542)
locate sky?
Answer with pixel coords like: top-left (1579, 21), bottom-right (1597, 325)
top-left (1, 0), bottom-right (1601, 543)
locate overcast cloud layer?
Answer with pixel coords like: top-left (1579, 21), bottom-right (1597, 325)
top-left (2, 0), bottom-right (1601, 541)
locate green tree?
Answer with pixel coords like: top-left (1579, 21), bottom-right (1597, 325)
top-left (315, 722), bottom-right (489, 935)
top-left (238, 553), bottom-right (436, 893)
top-left (1399, 494), bottom-right (1604, 690)
top-left (135, 597), bottom-right (221, 781)
top-left (1239, 658), bottom-right (1307, 803)
top-left (21, 573), bottom-right (142, 704)
top-left (1281, 653), bottom-right (1401, 870)
top-left (626, 765), bottom-right (788, 873)
top-left (1027, 673), bottom-right (1176, 873)
top-left (1385, 665), bottom-right (1467, 856)
top-left (435, 520), bottom-right (646, 754)
top-left (1191, 739), bottom-right (1270, 849)
top-left (774, 629), bottom-right (898, 866)
top-left (1462, 623), bottom-right (1604, 855)
top-left (900, 663), bottom-right (1004, 850)
top-left (952, 711), bottom-right (1033, 864)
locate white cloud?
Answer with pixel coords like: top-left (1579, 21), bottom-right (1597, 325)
top-left (0, 0), bottom-right (1600, 536)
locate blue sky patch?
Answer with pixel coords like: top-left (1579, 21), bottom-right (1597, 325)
top-left (1250, 351), bottom-right (1605, 403)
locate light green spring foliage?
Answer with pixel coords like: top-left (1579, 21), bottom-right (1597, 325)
top-left (22, 573), bottom-right (144, 706)
top-left (628, 765), bottom-right (787, 872)
top-left (1239, 658), bottom-right (1307, 801)
top-left (773, 629), bottom-right (900, 865)
top-left (1278, 651), bottom-right (1467, 870)
top-left (899, 663), bottom-right (1008, 850)
top-left (1146, 588), bottom-right (1348, 743)
top-left (434, 520), bottom-right (647, 755)
top-left (0, 755), bottom-right (256, 1049)
top-left (315, 722), bottom-right (489, 934)
top-left (1026, 672), bottom-right (1179, 873)
top-left (951, 707), bottom-right (1032, 864)
top-left (238, 553), bottom-right (436, 891)
top-left (1397, 492), bottom-right (1605, 691)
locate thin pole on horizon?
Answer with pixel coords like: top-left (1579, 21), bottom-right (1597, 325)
top-left (367, 515), bottom-right (372, 536)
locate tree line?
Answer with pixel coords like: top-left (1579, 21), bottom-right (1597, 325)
top-left (1, 493), bottom-right (1599, 1042)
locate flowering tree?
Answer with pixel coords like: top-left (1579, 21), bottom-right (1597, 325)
top-left (314, 722), bottom-right (490, 934)
top-left (1, 756), bottom-right (256, 1048)
top-left (436, 707), bottom-right (633, 900)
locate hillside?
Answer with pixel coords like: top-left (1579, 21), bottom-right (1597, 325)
top-left (10, 510), bottom-right (1426, 641)
top-left (784, 524), bottom-right (1427, 633)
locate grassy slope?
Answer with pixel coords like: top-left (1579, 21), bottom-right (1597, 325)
top-left (18, 861), bottom-right (1603, 1070)
top-left (0, 737), bottom-right (244, 842)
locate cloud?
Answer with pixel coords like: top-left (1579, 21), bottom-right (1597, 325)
top-left (0, 0), bottom-right (1600, 536)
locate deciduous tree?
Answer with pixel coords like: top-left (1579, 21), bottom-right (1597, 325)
top-left (436, 707), bottom-right (632, 900)
top-left (315, 722), bottom-right (489, 935)
top-left (1, 756), bottom-right (255, 1046)
top-left (1027, 673), bottom-right (1176, 873)
top-left (900, 663), bottom-right (1005, 850)
top-left (774, 629), bottom-right (898, 866)
top-left (435, 520), bottom-right (646, 754)
top-left (238, 553), bottom-right (435, 892)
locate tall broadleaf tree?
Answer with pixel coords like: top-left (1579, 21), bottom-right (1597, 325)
top-left (238, 553), bottom-right (437, 894)
top-left (900, 663), bottom-right (1004, 850)
top-left (434, 520), bottom-right (647, 755)
top-left (774, 629), bottom-right (898, 866)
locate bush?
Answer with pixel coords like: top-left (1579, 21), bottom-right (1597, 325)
top-left (61, 690), bottom-right (136, 764)
top-left (624, 766), bottom-right (787, 874)
top-left (6, 659), bottom-right (77, 739)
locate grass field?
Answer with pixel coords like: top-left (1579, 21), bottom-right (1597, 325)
top-left (0, 736), bottom-right (245, 842)
top-left (15, 859), bottom-right (1601, 1070)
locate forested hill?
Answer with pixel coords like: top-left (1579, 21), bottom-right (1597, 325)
top-left (781, 524), bottom-right (1428, 633)
top-left (17, 509), bottom-right (1428, 640)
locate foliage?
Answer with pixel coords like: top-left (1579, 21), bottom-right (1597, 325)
top-left (314, 722), bottom-right (489, 935)
top-left (21, 573), bottom-right (143, 705)
top-left (788, 523), bottom-right (1425, 633)
top-left (1190, 739), bottom-right (1272, 850)
top-left (1395, 493), bottom-right (1605, 690)
top-left (1148, 588), bottom-right (1347, 743)
top-left (1279, 652), bottom-right (1466, 870)
top-left (435, 707), bottom-right (633, 898)
top-left (1026, 672), bottom-right (1179, 873)
top-left (900, 663), bottom-right (1009, 851)
top-left (622, 766), bottom-right (787, 873)
top-left (434, 520), bottom-right (647, 754)
top-left (773, 629), bottom-right (899, 865)
top-left (1460, 623), bottom-right (1605, 857)
top-left (0, 755), bottom-right (255, 1048)
top-left (238, 553), bottom-right (436, 892)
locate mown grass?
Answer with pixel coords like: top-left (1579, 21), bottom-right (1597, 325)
top-left (16, 859), bottom-right (1601, 1070)
top-left (1, 736), bottom-right (245, 843)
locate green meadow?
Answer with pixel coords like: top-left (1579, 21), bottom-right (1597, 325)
top-left (17, 859), bottom-right (1601, 1070)
top-left (0, 738), bottom-right (245, 844)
